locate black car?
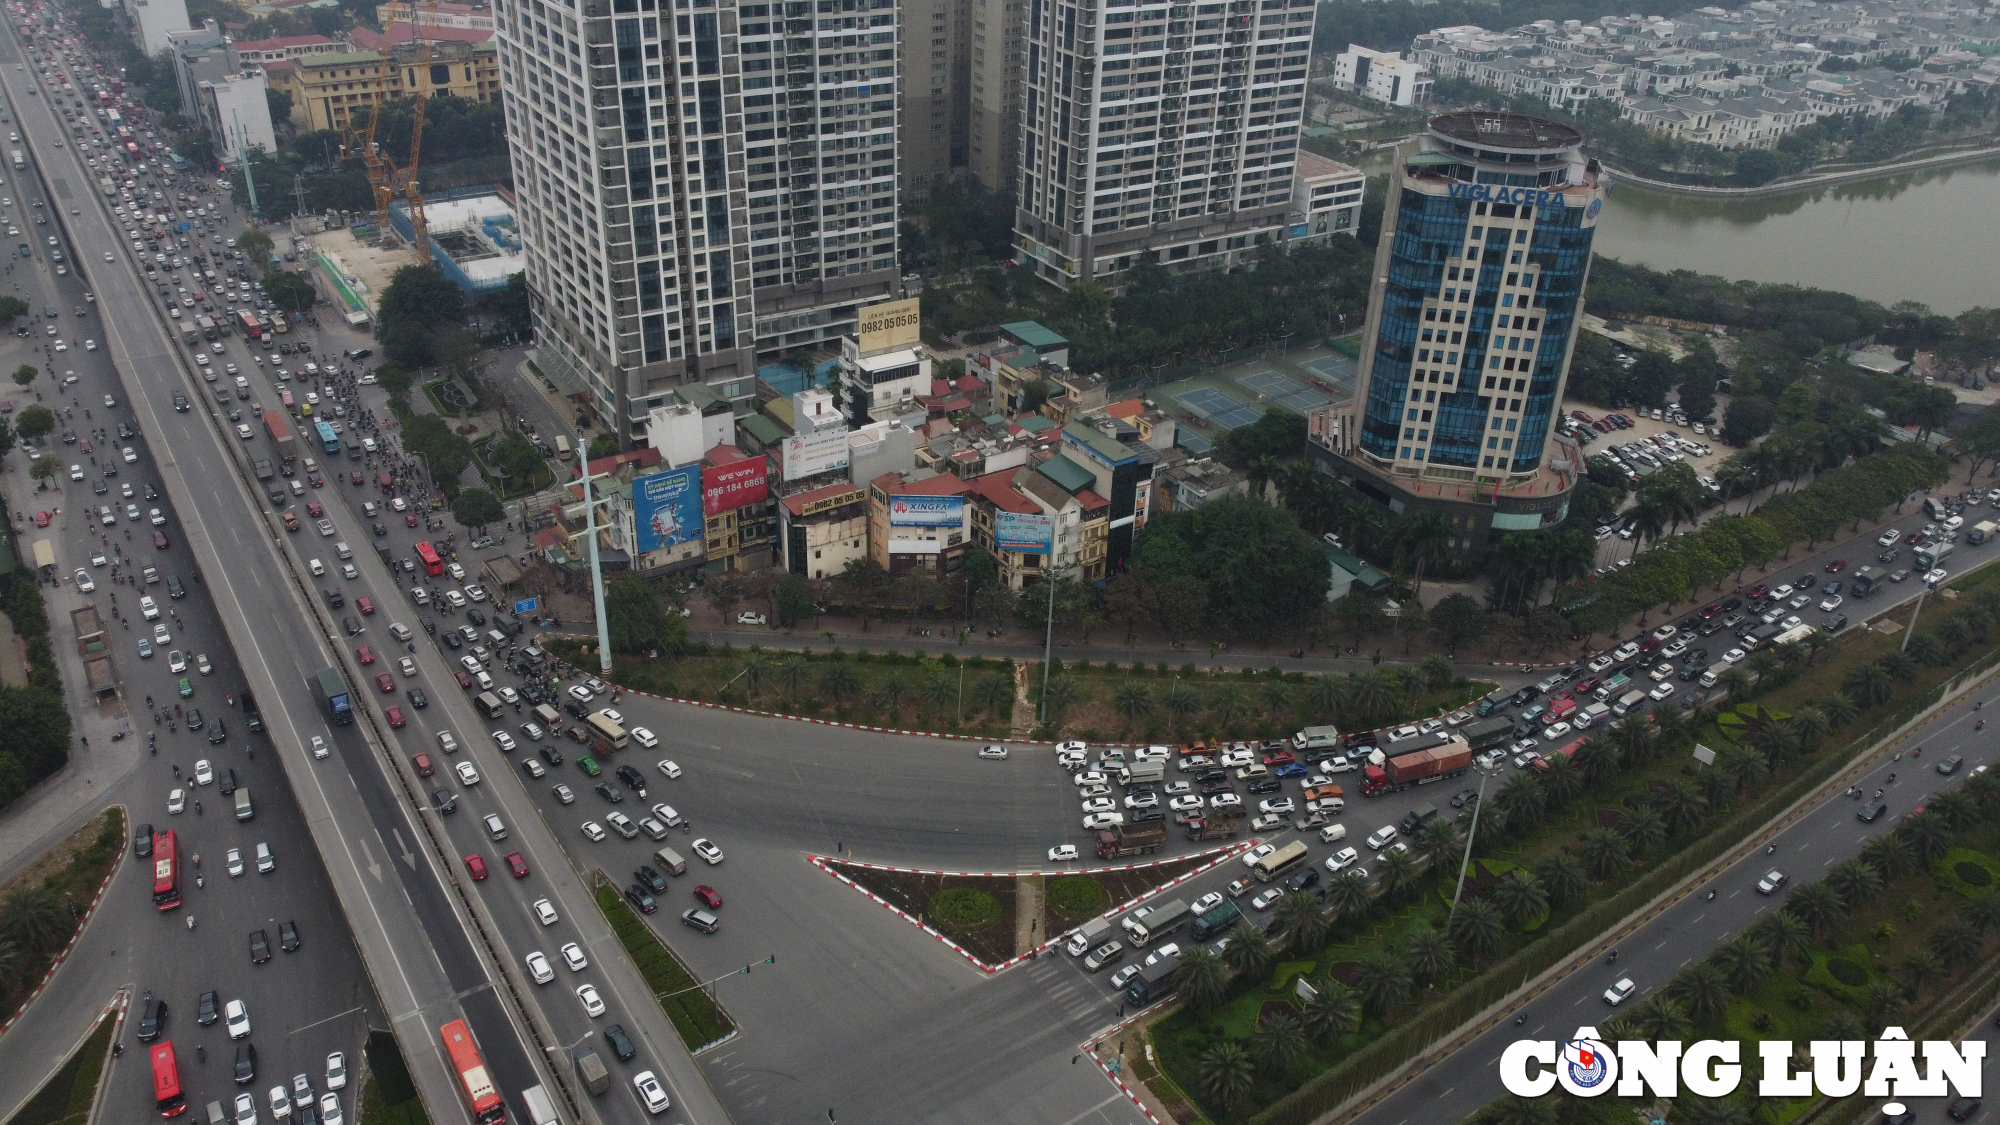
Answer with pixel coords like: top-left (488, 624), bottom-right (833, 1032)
top-left (346, 348), bottom-right (372, 360)
top-left (433, 789), bottom-right (458, 814)
top-left (166, 576), bottom-right (186, 599)
top-left (279, 920), bottom-right (301, 952)
top-left (625, 884), bottom-right (657, 914)
top-left (372, 522), bottom-right (387, 537)
top-left (615, 765), bottom-right (647, 794)
top-left (249, 929), bottom-right (272, 964)
top-left (1858, 800), bottom-right (1888, 823)
top-left (323, 587), bottom-right (344, 609)
top-left (134, 822), bottom-right (154, 858)
top-left (1508, 686), bottom-right (1541, 707)
top-left (207, 718), bottom-right (227, 743)
top-left (172, 391), bottom-right (189, 412)
top-left (1199, 779), bottom-right (1235, 797)
top-left (419, 615), bottom-right (436, 635)
top-left (466, 608), bottom-right (485, 626)
top-left (343, 616), bottom-right (363, 636)
top-left (595, 782), bottom-right (624, 803)
top-left (539, 745), bottom-right (564, 766)
top-left (564, 699), bottom-right (588, 719)
top-left (1947, 1097), bottom-right (1981, 1122)
top-left (1245, 778), bottom-right (1282, 795)
top-left (233, 1042), bottom-right (257, 1085)
top-left (1449, 788), bottom-right (1479, 809)
top-left (137, 994), bottom-right (167, 1041)
top-left (218, 768), bottom-right (237, 796)
top-left (1284, 867), bottom-right (1321, 893)
top-left (1938, 754), bottom-right (1965, 775)
top-left (603, 1023), bottom-right (636, 1062)
top-left (634, 864), bottom-right (668, 894)
top-left (197, 990), bottom-right (220, 1026)
top-left (1131, 807), bottom-right (1166, 823)
top-left (408, 688), bottom-right (428, 709)
top-left (443, 632), bottom-right (462, 649)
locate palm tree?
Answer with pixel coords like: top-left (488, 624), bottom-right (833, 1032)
top-left (776, 654), bottom-right (810, 701)
top-left (1162, 680), bottom-right (1203, 732)
top-left (1660, 779), bottom-right (1709, 836)
top-left (1878, 651), bottom-right (1918, 683)
top-left (1222, 921), bottom-right (1275, 981)
top-left (1305, 674), bottom-right (1344, 716)
top-left (1038, 675), bottom-right (1082, 723)
top-left (1489, 1095), bottom-right (1557, 1125)
top-left (1250, 1010), bottom-right (1309, 1075)
top-left (1389, 509), bottom-right (1454, 597)
top-left (1418, 654), bottom-right (1457, 691)
top-left (1819, 1008), bottom-right (1868, 1043)
top-left (1324, 870), bottom-right (1374, 920)
top-left (1843, 662), bottom-right (1893, 707)
top-left (1493, 772), bottom-right (1547, 832)
top-left (1301, 978), bottom-right (1362, 1043)
top-left (738, 650), bottom-right (771, 698)
top-left (1930, 917), bottom-right (1982, 966)
top-left (1639, 997), bottom-right (1694, 1041)
top-left (1489, 870), bottom-right (1549, 929)
top-left (1196, 1040), bottom-right (1257, 1111)
top-left (1816, 692), bottom-right (1859, 727)
top-left (1352, 949), bottom-right (1415, 1016)
top-left (1927, 789), bottom-right (1979, 832)
top-left (1747, 910), bottom-right (1814, 971)
top-left (1964, 892), bottom-right (2000, 937)
top-left (819, 661), bottom-right (861, 704)
top-left (1535, 854), bottom-right (1587, 905)
top-left (1826, 858), bottom-right (1885, 906)
top-left (1378, 848), bottom-right (1422, 900)
top-left (1276, 892), bottom-right (1330, 952)
top-left (920, 668), bottom-right (956, 716)
top-left (1863, 979), bottom-right (1906, 1028)
top-left (1418, 817), bottom-right (1462, 871)
top-left (1676, 1094), bottom-right (1750, 1125)
top-left (1577, 828), bottom-right (1632, 880)
top-left (1784, 881), bottom-right (1845, 939)
top-left (1538, 754), bottom-right (1584, 808)
top-left (1258, 679), bottom-right (1296, 722)
top-left (1346, 672), bottom-right (1398, 724)
top-left (1619, 805), bottom-right (1669, 855)
top-left (1174, 947), bottom-right (1230, 1011)
top-left (971, 672), bottom-right (1013, 718)
top-left (1572, 738), bottom-right (1621, 786)
top-left (1610, 713), bottom-right (1657, 762)
top-left (0, 887), bottom-right (66, 952)
top-left (871, 674), bottom-right (910, 715)
top-left (1862, 831), bottom-right (1920, 881)
top-left (1667, 961), bottom-right (1731, 1023)
top-left (1110, 681), bottom-right (1152, 733)
top-left (1406, 926), bottom-right (1458, 985)
top-left (1901, 949), bottom-right (1947, 999)
top-left (1790, 705), bottom-right (1831, 750)
top-left (1208, 684), bottom-right (1251, 732)
top-left (1709, 935), bottom-right (1772, 993)
top-left (1448, 898), bottom-right (1506, 961)
top-left (1900, 811), bottom-right (1954, 863)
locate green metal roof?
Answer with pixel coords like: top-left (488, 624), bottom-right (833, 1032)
top-left (1326, 545), bottom-right (1390, 592)
top-left (1000, 321), bottom-right (1068, 350)
top-left (1037, 454), bottom-right (1096, 493)
top-left (738, 413), bottom-right (787, 446)
top-left (1062, 421), bottom-right (1136, 466)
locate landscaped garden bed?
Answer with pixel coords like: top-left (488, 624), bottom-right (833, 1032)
top-left (0, 808), bottom-right (125, 1029)
top-left (593, 881), bottom-right (735, 1048)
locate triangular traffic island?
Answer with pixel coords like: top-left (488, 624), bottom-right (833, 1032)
top-left (813, 845), bottom-right (1248, 973)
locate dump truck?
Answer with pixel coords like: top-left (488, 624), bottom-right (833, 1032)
top-left (1125, 958), bottom-right (1179, 1006)
top-left (1184, 809), bottom-right (1242, 842)
top-left (263, 410), bottom-right (297, 461)
top-left (253, 458), bottom-right (273, 481)
top-left (1095, 822), bottom-right (1168, 859)
top-left (1189, 899), bottom-right (1243, 943)
top-left (1128, 899), bottom-right (1190, 946)
top-left (1360, 739), bottom-right (1472, 797)
top-left (316, 667), bottom-right (353, 726)
top-left (1850, 566), bottom-right (1884, 599)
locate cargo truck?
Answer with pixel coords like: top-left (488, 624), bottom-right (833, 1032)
top-left (1117, 761), bottom-right (1165, 785)
top-left (1593, 672), bottom-right (1632, 702)
top-left (1124, 958), bottom-right (1179, 1006)
top-left (1460, 715), bottom-right (1515, 753)
top-left (1291, 724), bottom-right (1342, 753)
top-left (1397, 802), bottom-right (1439, 835)
top-left (1184, 810), bottom-right (1242, 842)
top-left (316, 667), bottom-right (353, 725)
top-left (1850, 566), bottom-right (1883, 599)
top-left (1773, 623), bottom-right (1816, 647)
top-left (1360, 740), bottom-right (1472, 796)
top-left (1971, 521), bottom-right (1998, 546)
top-left (1916, 542), bottom-right (1953, 571)
top-left (1095, 822), bottom-right (1168, 859)
top-left (572, 1048), bottom-right (609, 1096)
top-left (1064, 916), bottom-right (1115, 956)
top-left (180, 325), bottom-right (200, 345)
top-left (253, 458), bottom-right (274, 480)
top-left (263, 411), bottom-right (297, 461)
top-left (520, 1086), bottom-right (560, 1125)
top-left (1573, 702), bottom-right (1612, 729)
top-left (1189, 900), bottom-right (1243, 942)
top-left (1128, 899), bottom-right (1190, 945)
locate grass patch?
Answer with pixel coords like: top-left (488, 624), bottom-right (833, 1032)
top-left (1046, 875), bottom-right (1112, 926)
top-left (593, 883), bottom-right (735, 1048)
top-left (928, 887), bottom-right (1001, 932)
top-left (0, 808), bottom-right (126, 1028)
top-left (1935, 846), bottom-right (2000, 898)
top-left (3, 1008), bottom-right (114, 1125)
top-left (359, 1029), bottom-right (428, 1125)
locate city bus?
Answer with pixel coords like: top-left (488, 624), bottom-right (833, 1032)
top-left (585, 713), bottom-right (628, 753)
top-left (150, 1041), bottom-right (187, 1117)
top-left (236, 310), bottom-right (263, 339)
top-left (1252, 840), bottom-right (1310, 883)
top-left (152, 828), bottom-right (181, 911)
top-left (316, 419), bottom-right (340, 454)
top-left (439, 1020), bottom-right (506, 1125)
top-left (414, 541), bottom-right (443, 577)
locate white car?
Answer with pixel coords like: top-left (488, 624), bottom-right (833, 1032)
top-left (1047, 844), bottom-right (1078, 862)
top-left (656, 759), bottom-right (681, 779)
top-left (1241, 843), bottom-right (1277, 868)
top-left (269, 1088), bottom-right (293, 1121)
top-left (1083, 812), bottom-right (1125, 830)
top-left (399, 656), bottom-right (417, 677)
top-left (325, 1053), bottom-right (347, 1091)
top-left (74, 569), bottom-right (95, 592)
top-left (631, 726), bottom-right (659, 749)
top-left (736, 611), bottom-right (767, 625)
top-left (581, 821), bottom-right (607, 842)
top-left (691, 838), bottom-right (723, 864)
top-left (1081, 797), bottom-right (1117, 814)
top-left (318, 1094), bottom-right (343, 1125)
top-left (1250, 887), bottom-right (1285, 911)
top-left (1604, 978), bottom-right (1637, 1006)
top-left (310, 735), bottom-right (329, 760)
top-left (978, 744), bottom-right (1009, 760)
top-left (168, 649), bottom-right (187, 673)
top-left (1820, 595), bottom-right (1843, 612)
top-left (1325, 846), bottom-right (1360, 871)
top-left (141, 595), bottom-right (160, 619)
top-left (1190, 891), bottom-right (1224, 914)
top-left (632, 1072), bottom-right (670, 1115)
top-left (1258, 797), bottom-right (1296, 815)
top-left (1926, 568), bottom-right (1949, 585)
top-left (576, 983), bottom-right (606, 1017)
top-left (1722, 648), bottom-right (1746, 665)
top-left (455, 761), bottom-right (481, 785)
top-left (492, 731), bottom-right (517, 752)
top-left (194, 759), bottom-right (214, 786)
top-left (225, 998), bottom-right (251, 1038)
top-left (1879, 529), bottom-right (1902, 546)
top-left (1542, 721), bottom-right (1572, 741)
top-left (1648, 682), bottom-right (1676, 702)
top-left (525, 951), bottom-right (554, 984)
top-left (153, 624), bottom-right (172, 645)
top-left (1757, 869), bottom-right (1788, 895)
top-left (532, 898), bottom-right (558, 926)
top-left (168, 788), bottom-right (186, 814)
top-left (1169, 794), bottom-right (1205, 812)
top-left (1366, 826), bottom-right (1399, 850)
top-left (1073, 771), bottom-right (1108, 788)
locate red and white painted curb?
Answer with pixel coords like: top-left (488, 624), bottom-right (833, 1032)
top-left (809, 842), bottom-right (1250, 974)
top-left (0, 823), bottom-right (126, 1040)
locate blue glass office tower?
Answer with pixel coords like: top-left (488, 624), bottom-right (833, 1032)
top-left (1307, 111), bottom-right (1604, 563)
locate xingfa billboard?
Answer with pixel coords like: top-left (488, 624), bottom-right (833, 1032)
top-left (887, 494), bottom-right (964, 527)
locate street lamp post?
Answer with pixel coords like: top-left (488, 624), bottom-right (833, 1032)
top-left (1902, 576), bottom-right (1940, 653)
top-left (1448, 764), bottom-right (1500, 917)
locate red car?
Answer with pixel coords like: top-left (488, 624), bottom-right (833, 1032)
top-left (385, 706), bottom-right (407, 728)
top-left (357, 596), bottom-right (376, 615)
top-left (1825, 559), bottom-right (1848, 573)
top-left (375, 672), bottom-right (397, 693)
top-left (1746, 583), bottom-right (1770, 599)
top-left (152, 530), bottom-right (169, 549)
top-left (405, 511), bottom-right (419, 527)
top-left (693, 885), bottom-right (722, 909)
top-left (1261, 750), bottom-right (1295, 767)
top-left (1570, 409), bottom-right (1593, 423)
top-left (1699, 601), bottom-right (1724, 619)
top-left (1574, 675), bottom-right (1601, 695)
top-left (350, 470), bottom-right (364, 485)
top-left (356, 645), bottom-right (375, 665)
top-left (455, 669), bottom-right (475, 690)
top-left (1905, 530), bottom-right (1925, 545)
top-left (464, 854), bottom-right (488, 880)
top-left (413, 752), bottom-right (434, 777)
top-left (504, 852), bottom-right (529, 879)
top-left (33, 510), bottom-right (50, 527)
top-left (306, 500), bottom-right (324, 517)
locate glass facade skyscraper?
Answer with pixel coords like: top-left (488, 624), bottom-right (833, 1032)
top-left (1306, 111), bottom-right (1605, 563)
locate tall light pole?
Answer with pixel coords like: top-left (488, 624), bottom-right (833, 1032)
top-left (577, 432), bottom-right (614, 675)
top-left (1448, 764), bottom-right (1501, 917)
top-left (1901, 575), bottom-right (1940, 653)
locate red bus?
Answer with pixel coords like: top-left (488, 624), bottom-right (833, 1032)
top-left (236, 310), bottom-right (263, 339)
top-left (150, 1042), bottom-right (187, 1118)
top-left (151, 829), bottom-right (180, 911)
top-left (440, 1021), bottom-right (506, 1125)
top-left (415, 542), bottom-right (443, 578)
top-left (123, 141), bottom-right (140, 162)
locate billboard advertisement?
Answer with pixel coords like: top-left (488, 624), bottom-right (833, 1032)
top-left (633, 466), bottom-right (703, 554)
top-left (783, 429), bottom-right (851, 481)
top-left (887, 495), bottom-right (965, 528)
top-left (702, 457), bottom-right (770, 516)
top-left (856, 297), bottom-right (920, 354)
top-left (995, 511), bottom-right (1054, 555)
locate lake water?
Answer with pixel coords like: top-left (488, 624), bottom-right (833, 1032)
top-left (1591, 153), bottom-right (2000, 315)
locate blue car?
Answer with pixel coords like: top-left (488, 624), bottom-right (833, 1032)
top-left (1272, 761), bottom-right (1309, 778)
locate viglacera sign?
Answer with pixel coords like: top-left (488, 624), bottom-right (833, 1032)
top-left (1501, 1028), bottom-right (1983, 1099)
top-left (1446, 183), bottom-right (1570, 209)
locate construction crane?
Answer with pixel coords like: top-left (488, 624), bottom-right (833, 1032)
top-left (338, 106), bottom-right (396, 240)
top-left (401, 0), bottom-right (438, 262)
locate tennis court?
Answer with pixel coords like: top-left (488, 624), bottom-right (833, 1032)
top-left (1174, 386), bottom-right (1262, 429)
top-left (1239, 369), bottom-right (1331, 413)
top-left (1302, 354), bottom-right (1359, 382)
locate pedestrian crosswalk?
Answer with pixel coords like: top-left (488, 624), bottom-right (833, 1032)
top-left (1024, 954), bottom-right (1118, 1026)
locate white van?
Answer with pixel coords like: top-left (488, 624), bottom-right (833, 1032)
top-left (335, 541), bottom-right (353, 560)
top-left (1318, 824), bottom-right (1348, 845)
